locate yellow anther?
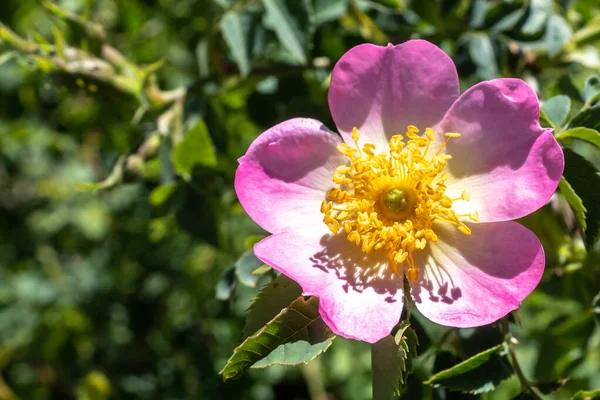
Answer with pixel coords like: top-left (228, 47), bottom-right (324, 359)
top-left (352, 127), bottom-right (360, 143)
top-left (458, 224), bottom-right (472, 235)
top-left (320, 200), bottom-right (332, 213)
top-left (343, 220), bottom-right (353, 233)
top-left (425, 128), bottom-right (435, 141)
top-left (445, 132), bottom-right (461, 138)
top-left (461, 189), bottom-right (470, 202)
top-left (320, 125), bottom-right (475, 276)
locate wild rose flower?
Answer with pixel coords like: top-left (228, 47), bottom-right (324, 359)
top-left (235, 41), bottom-right (564, 343)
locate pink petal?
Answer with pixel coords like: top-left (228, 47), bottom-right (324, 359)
top-left (235, 118), bottom-right (346, 236)
top-left (439, 79), bottom-right (564, 222)
top-left (412, 221), bottom-right (544, 327)
top-left (254, 232), bottom-right (403, 343)
top-left (328, 41), bottom-right (460, 150)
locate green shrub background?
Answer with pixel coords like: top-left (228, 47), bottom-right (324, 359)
top-left (0, 0), bottom-right (599, 399)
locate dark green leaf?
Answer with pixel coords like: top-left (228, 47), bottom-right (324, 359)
top-left (262, 0), bottom-right (308, 64)
top-left (562, 148), bottom-right (600, 248)
top-left (252, 337), bottom-right (334, 368)
top-left (220, 296), bottom-right (331, 381)
top-left (425, 345), bottom-right (513, 394)
top-left (592, 292), bottom-right (600, 325)
top-left (372, 336), bottom-right (402, 400)
top-left (542, 95), bottom-right (571, 128)
top-left (371, 321), bottom-right (419, 400)
top-left (533, 378), bottom-right (568, 394)
top-left (568, 104), bottom-right (600, 132)
top-left (558, 177), bottom-right (587, 231)
top-left (216, 266), bottom-right (236, 301)
top-left (243, 274), bottom-right (303, 337)
top-left (584, 76), bottom-right (600, 105)
top-left (221, 11), bottom-right (251, 76)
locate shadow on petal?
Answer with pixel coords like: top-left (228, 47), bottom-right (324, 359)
top-left (308, 233), bottom-right (402, 304)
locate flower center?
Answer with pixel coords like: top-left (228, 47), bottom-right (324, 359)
top-left (379, 188), bottom-right (415, 220)
top-left (321, 125), bottom-right (479, 282)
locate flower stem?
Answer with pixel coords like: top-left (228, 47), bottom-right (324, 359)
top-left (302, 358), bottom-right (327, 400)
top-left (500, 318), bottom-right (544, 399)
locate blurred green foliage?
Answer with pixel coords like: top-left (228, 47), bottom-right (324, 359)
top-left (0, 0), bottom-right (599, 399)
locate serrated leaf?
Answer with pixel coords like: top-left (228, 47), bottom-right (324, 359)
top-left (252, 337), bottom-right (334, 368)
top-left (559, 177), bottom-right (587, 231)
top-left (562, 148), bottom-right (600, 248)
top-left (542, 95), bottom-right (571, 128)
top-left (371, 321), bottom-right (419, 400)
top-left (171, 120), bottom-right (216, 179)
top-left (221, 11), bottom-right (251, 76)
top-left (235, 249), bottom-right (265, 288)
top-left (557, 127), bottom-right (600, 148)
top-left (425, 345), bottom-right (513, 394)
top-left (372, 336), bottom-right (402, 400)
top-left (262, 0), bottom-right (307, 64)
top-left (220, 296), bottom-right (331, 380)
top-left (243, 274), bottom-right (302, 337)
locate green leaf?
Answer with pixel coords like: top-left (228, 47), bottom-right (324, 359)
top-left (220, 296), bottom-right (331, 381)
top-left (545, 15), bottom-right (572, 58)
top-left (394, 321), bottom-right (418, 383)
top-left (235, 249), bottom-right (265, 288)
top-left (313, 0), bottom-right (347, 25)
top-left (562, 148), bottom-right (600, 248)
top-left (558, 177), bottom-right (587, 231)
top-left (262, 0), bottom-right (308, 64)
top-left (592, 292), bottom-right (600, 325)
top-left (215, 265), bottom-right (236, 301)
top-left (568, 104), bottom-right (600, 132)
top-left (557, 127), bottom-right (600, 148)
top-left (171, 120), bottom-right (217, 179)
top-left (252, 337), bottom-right (335, 368)
top-left (0, 51), bottom-right (17, 66)
top-left (542, 95), bottom-right (571, 128)
top-left (571, 388), bottom-right (600, 399)
top-left (221, 11), bottom-right (251, 76)
top-left (371, 321), bottom-right (419, 400)
top-left (425, 345), bottom-right (513, 394)
top-left (469, 34), bottom-right (498, 80)
top-left (584, 76), bottom-right (600, 105)
top-left (243, 274), bottom-right (303, 337)
top-left (371, 336), bottom-right (402, 400)
top-left (251, 264), bottom-right (272, 275)
top-left (149, 182), bottom-right (179, 207)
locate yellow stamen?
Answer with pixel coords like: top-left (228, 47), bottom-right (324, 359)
top-left (321, 126), bottom-right (475, 276)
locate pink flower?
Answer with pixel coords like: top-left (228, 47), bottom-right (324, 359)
top-left (235, 41), bottom-right (564, 343)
